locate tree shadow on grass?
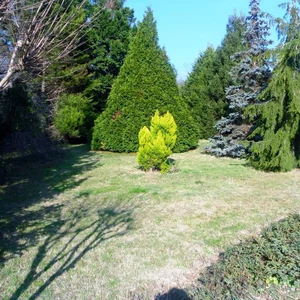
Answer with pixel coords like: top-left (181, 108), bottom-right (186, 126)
top-left (0, 145), bottom-right (102, 266)
top-left (155, 288), bottom-right (192, 300)
top-left (9, 205), bottom-right (133, 300)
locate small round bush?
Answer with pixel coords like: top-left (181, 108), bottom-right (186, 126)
top-left (54, 94), bottom-right (94, 141)
top-left (137, 110), bottom-right (177, 173)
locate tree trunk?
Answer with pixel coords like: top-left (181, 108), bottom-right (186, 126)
top-left (0, 39), bottom-right (24, 90)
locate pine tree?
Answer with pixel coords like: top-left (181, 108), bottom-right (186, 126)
top-left (245, 0), bottom-right (300, 172)
top-left (181, 14), bottom-right (246, 140)
top-left (207, 0), bottom-right (272, 157)
top-left (70, 2), bottom-right (135, 111)
top-left (91, 8), bottom-right (199, 153)
top-left (49, 1), bottom-right (135, 141)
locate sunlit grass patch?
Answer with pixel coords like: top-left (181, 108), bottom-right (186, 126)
top-left (0, 142), bottom-right (299, 299)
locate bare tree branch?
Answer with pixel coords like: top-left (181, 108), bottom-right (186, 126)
top-left (0, 0), bottom-right (117, 90)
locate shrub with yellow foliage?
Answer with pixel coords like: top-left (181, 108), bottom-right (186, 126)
top-left (137, 110), bottom-right (177, 173)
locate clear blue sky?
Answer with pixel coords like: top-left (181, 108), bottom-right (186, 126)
top-left (125, 0), bottom-right (284, 81)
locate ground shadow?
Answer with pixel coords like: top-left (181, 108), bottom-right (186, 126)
top-left (155, 288), bottom-right (192, 300)
top-left (0, 144), bottom-right (136, 299)
top-left (0, 145), bottom-right (101, 266)
top-left (9, 205), bottom-right (133, 299)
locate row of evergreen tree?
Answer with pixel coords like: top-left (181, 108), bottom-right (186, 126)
top-left (183, 0), bottom-right (300, 172)
top-left (1, 0), bottom-right (299, 172)
top-left (50, 1), bottom-right (246, 153)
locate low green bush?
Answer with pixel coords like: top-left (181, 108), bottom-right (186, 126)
top-left (188, 214), bottom-right (300, 299)
top-left (54, 94), bottom-right (94, 141)
top-left (137, 110), bottom-right (177, 173)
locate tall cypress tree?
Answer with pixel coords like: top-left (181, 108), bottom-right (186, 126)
top-left (246, 0), bottom-right (300, 171)
top-left (206, 0), bottom-right (272, 157)
top-left (181, 14), bottom-right (246, 140)
top-left (91, 8), bottom-right (199, 152)
top-left (181, 46), bottom-right (218, 139)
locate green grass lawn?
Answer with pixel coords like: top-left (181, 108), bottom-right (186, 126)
top-left (0, 142), bottom-right (299, 299)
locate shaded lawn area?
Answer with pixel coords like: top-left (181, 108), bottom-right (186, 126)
top-left (0, 142), bottom-right (299, 299)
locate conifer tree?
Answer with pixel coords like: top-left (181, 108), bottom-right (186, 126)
top-left (207, 0), bottom-right (272, 157)
top-left (213, 13), bottom-right (247, 118)
top-left (246, 0), bottom-right (300, 171)
top-left (137, 110), bottom-right (177, 173)
top-left (91, 8), bottom-right (199, 152)
top-left (181, 46), bottom-right (217, 139)
top-left (181, 14), bottom-right (246, 140)
top-left (57, 1), bottom-right (135, 113)
top-left (50, 1), bottom-right (135, 141)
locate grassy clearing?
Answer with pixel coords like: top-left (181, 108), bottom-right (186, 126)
top-left (0, 142), bottom-right (299, 299)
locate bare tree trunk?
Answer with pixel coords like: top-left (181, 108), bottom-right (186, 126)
top-left (0, 40), bottom-right (24, 90)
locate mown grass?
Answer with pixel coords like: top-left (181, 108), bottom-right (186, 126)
top-left (0, 142), bottom-right (299, 299)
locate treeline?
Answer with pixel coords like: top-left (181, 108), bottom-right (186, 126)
top-left (184, 0), bottom-right (300, 172)
top-left (0, 0), bottom-right (299, 172)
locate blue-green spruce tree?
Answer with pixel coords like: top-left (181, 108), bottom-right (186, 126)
top-left (206, 0), bottom-right (272, 157)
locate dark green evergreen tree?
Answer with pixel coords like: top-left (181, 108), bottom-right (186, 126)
top-left (246, 0), bottom-right (300, 171)
top-left (51, 1), bottom-right (135, 141)
top-left (181, 46), bottom-right (217, 139)
top-left (91, 8), bottom-right (199, 153)
top-left (58, 1), bottom-right (135, 112)
top-left (213, 13), bottom-right (247, 117)
top-left (181, 14), bottom-right (246, 140)
top-left (85, 4), bottom-right (135, 112)
top-left (207, 0), bottom-right (272, 157)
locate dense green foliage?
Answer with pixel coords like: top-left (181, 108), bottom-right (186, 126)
top-left (55, 1), bottom-right (135, 112)
top-left (246, 1), bottom-right (300, 171)
top-left (137, 111), bottom-right (177, 173)
top-left (188, 214), bottom-right (300, 299)
top-left (0, 83), bottom-right (42, 139)
top-left (54, 94), bottom-right (95, 141)
top-left (207, 0), bottom-right (272, 158)
top-left (246, 64), bottom-right (300, 171)
top-left (0, 79), bottom-right (51, 155)
top-left (91, 8), bottom-right (199, 153)
top-left (49, 1), bottom-right (135, 141)
top-left (1, 1), bottom-right (134, 150)
top-left (182, 14), bottom-right (246, 139)
top-left (181, 46), bottom-right (218, 139)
